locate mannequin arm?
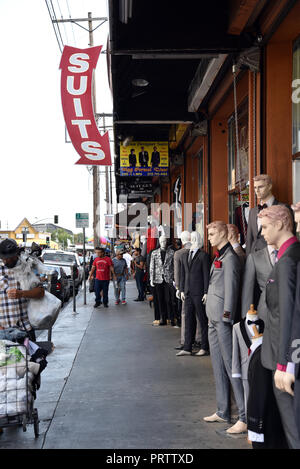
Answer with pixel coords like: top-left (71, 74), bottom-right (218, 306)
top-left (181, 292), bottom-right (185, 302)
top-left (202, 294), bottom-right (207, 304)
top-left (176, 289), bottom-right (181, 299)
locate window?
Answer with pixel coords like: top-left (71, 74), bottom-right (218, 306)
top-left (292, 37), bottom-right (300, 204)
top-left (292, 37), bottom-right (300, 156)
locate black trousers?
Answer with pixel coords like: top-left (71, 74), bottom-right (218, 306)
top-left (135, 269), bottom-right (145, 300)
top-left (184, 294), bottom-right (208, 352)
top-left (154, 281), bottom-right (170, 322)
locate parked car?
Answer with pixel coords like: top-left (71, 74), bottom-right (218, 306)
top-left (41, 264), bottom-right (70, 303)
top-left (41, 250), bottom-right (82, 294)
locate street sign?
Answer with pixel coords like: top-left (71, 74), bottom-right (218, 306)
top-left (76, 213), bottom-right (89, 228)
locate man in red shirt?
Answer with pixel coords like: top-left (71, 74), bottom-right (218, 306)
top-left (88, 248), bottom-right (116, 308)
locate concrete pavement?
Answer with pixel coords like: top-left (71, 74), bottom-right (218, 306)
top-left (0, 280), bottom-right (249, 449)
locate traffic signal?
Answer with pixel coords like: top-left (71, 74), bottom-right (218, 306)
top-left (46, 236), bottom-right (50, 245)
top-left (54, 215), bottom-right (58, 224)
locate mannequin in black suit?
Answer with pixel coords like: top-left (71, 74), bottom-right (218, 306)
top-left (246, 174), bottom-right (289, 255)
top-left (258, 204), bottom-right (300, 448)
top-left (138, 146), bottom-right (149, 167)
top-left (176, 231), bottom-right (210, 357)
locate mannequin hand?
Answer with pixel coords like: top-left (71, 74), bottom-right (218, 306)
top-left (176, 289), bottom-right (181, 299)
top-left (202, 294), bottom-right (207, 305)
top-left (180, 292), bottom-right (185, 302)
top-left (150, 281), bottom-right (154, 287)
top-left (283, 372), bottom-right (295, 396)
top-left (274, 370), bottom-right (286, 392)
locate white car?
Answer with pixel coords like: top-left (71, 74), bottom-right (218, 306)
top-left (41, 249), bottom-right (84, 292)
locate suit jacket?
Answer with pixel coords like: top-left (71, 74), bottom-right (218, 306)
top-left (139, 151), bottom-right (149, 166)
top-left (129, 153), bottom-right (136, 166)
top-left (179, 248), bottom-right (210, 297)
top-left (151, 151), bottom-right (160, 166)
top-left (241, 247), bottom-right (273, 320)
top-left (206, 245), bottom-right (242, 323)
top-left (288, 261), bottom-right (300, 378)
top-left (261, 241), bottom-right (300, 371)
top-left (232, 319), bottom-right (252, 380)
top-left (174, 247), bottom-right (190, 290)
top-left (150, 246), bottom-right (175, 285)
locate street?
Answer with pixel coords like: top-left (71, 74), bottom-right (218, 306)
top-left (0, 281), bottom-right (248, 449)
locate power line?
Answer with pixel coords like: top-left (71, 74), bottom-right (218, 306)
top-left (65, 0), bottom-right (76, 46)
top-left (56, 0), bottom-right (69, 44)
top-left (45, 0), bottom-right (63, 52)
top-left (49, 0), bottom-right (64, 49)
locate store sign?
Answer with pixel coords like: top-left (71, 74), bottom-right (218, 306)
top-left (104, 214), bottom-right (114, 230)
top-left (60, 46), bottom-right (111, 166)
top-left (120, 141), bottom-right (169, 176)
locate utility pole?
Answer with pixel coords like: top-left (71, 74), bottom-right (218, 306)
top-left (88, 12), bottom-right (100, 248)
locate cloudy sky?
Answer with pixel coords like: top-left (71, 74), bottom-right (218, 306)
top-left (0, 0), bottom-right (114, 237)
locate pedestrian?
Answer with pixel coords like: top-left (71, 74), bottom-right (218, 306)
top-left (112, 251), bottom-right (128, 305)
top-left (133, 248), bottom-right (145, 302)
top-left (123, 249), bottom-right (133, 278)
top-left (0, 239), bottom-right (45, 342)
top-left (88, 247), bottom-right (116, 308)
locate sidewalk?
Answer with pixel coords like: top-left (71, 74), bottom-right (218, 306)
top-left (0, 280), bottom-right (249, 449)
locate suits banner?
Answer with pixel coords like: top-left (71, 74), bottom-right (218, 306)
top-left (120, 142), bottom-right (169, 176)
top-left (59, 46), bottom-right (111, 166)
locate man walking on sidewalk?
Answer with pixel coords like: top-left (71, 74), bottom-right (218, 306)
top-left (133, 248), bottom-right (145, 302)
top-left (112, 251), bottom-right (128, 305)
top-left (88, 248), bottom-right (116, 308)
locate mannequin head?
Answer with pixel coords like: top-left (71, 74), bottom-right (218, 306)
top-left (180, 230), bottom-right (191, 247)
top-left (292, 202), bottom-right (300, 233)
top-left (207, 221), bottom-right (228, 250)
top-left (159, 235), bottom-right (167, 250)
top-left (258, 205), bottom-right (294, 249)
top-left (253, 174), bottom-right (273, 203)
top-left (190, 231), bottom-right (203, 250)
top-left (140, 235), bottom-right (146, 245)
top-left (227, 224), bottom-right (240, 244)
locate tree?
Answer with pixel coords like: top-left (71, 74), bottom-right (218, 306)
top-left (74, 232), bottom-right (84, 244)
top-left (51, 229), bottom-right (73, 249)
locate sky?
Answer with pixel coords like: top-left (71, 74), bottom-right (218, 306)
top-left (0, 0), bottom-right (114, 238)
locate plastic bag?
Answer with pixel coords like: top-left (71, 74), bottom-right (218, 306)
top-left (89, 278), bottom-right (95, 293)
top-left (27, 291), bottom-right (61, 329)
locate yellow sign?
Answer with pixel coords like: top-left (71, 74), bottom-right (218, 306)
top-left (120, 141), bottom-right (169, 176)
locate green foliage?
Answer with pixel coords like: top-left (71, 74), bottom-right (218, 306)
top-left (51, 229), bottom-right (73, 248)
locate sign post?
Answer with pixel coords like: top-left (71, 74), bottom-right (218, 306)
top-left (76, 213), bottom-right (89, 305)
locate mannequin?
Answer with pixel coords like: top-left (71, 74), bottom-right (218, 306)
top-left (174, 231), bottom-right (191, 348)
top-left (258, 205), bottom-right (300, 448)
top-left (176, 231), bottom-right (210, 357)
top-left (247, 307), bottom-right (289, 449)
top-left (150, 235), bottom-right (176, 326)
top-left (232, 305), bottom-right (264, 418)
top-left (203, 221), bottom-right (246, 434)
top-left (246, 174), bottom-right (293, 255)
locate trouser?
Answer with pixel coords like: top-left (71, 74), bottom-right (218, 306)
top-left (272, 371), bottom-right (300, 449)
top-left (208, 319), bottom-right (246, 423)
top-left (181, 301), bottom-right (185, 345)
top-left (114, 276), bottom-right (126, 301)
top-left (95, 279), bottom-right (109, 305)
top-left (135, 269), bottom-right (145, 300)
top-left (184, 294), bottom-right (208, 351)
top-left (165, 283), bottom-right (177, 323)
top-left (154, 281), bottom-right (169, 322)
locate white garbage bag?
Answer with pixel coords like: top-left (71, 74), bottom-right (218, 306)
top-left (27, 291), bottom-right (62, 329)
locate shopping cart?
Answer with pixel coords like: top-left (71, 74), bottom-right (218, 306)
top-left (0, 342), bottom-right (39, 437)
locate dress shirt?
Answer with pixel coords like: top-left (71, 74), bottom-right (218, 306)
top-left (267, 245), bottom-right (278, 266)
top-left (257, 195), bottom-right (275, 230)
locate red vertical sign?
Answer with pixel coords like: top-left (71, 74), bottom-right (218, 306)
top-left (60, 46), bottom-right (111, 166)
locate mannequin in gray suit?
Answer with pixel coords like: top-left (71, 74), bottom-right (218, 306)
top-left (259, 205), bottom-right (300, 448)
top-left (241, 244), bottom-right (277, 321)
top-left (203, 221), bottom-right (246, 434)
top-left (246, 174), bottom-right (286, 255)
top-left (174, 231), bottom-right (191, 348)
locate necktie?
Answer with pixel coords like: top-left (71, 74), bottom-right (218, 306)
top-left (188, 250), bottom-right (193, 267)
top-left (273, 249), bottom-right (279, 263)
top-left (247, 319), bottom-right (262, 326)
top-left (258, 203), bottom-right (268, 212)
top-left (214, 250), bottom-right (220, 259)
